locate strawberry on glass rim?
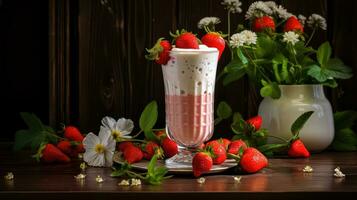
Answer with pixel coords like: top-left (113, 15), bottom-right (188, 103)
top-left (145, 38), bottom-right (172, 65)
top-left (170, 29), bottom-right (200, 49)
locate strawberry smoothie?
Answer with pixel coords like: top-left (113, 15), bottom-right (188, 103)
top-left (162, 45), bottom-right (219, 148)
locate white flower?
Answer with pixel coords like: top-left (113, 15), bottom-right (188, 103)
top-left (83, 127), bottom-right (116, 167)
top-left (96, 175), bottom-right (104, 183)
top-left (334, 167), bottom-right (345, 178)
top-left (298, 14), bottom-right (307, 25)
top-left (307, 14), bottom-right (327, 30)
top-left (240, 30), bottom-right (257, 45)
top-left (230, 33), bottom-right (246, 48)
top-left (245, 1), bottom-right (273, 19)
top-left (283, 31), bottom-right (300, 45)
top-left (274, 5), bottom-right (293, 20)
top-left (118, 179), bottom-right (130, 186)
top-left (221, 0), bottom-right (242, 13)
top-left (197, 177), bottom-right (206, 184)
top-left (197, 17), bottom-right (221, 29)
top-left (101, 116), bottom-right (134, 141)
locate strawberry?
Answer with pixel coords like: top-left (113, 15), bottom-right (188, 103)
top-left (239, 147), bottom-right (268, 173)
top-left (252, 16), bottom-right (276, 32)
top-left (161, 138), bottom-right (178, 158)
top-left (227, 139), bottom-right (247, 155)
top-left (205, 140), bottom-right (226, 165)
top-left (57, 140), bottom-right (79, 158)
top-left (201, 32), bottom-right (225, 59)
top-left (288, 139), bottom-right (310, 158)
top-left (145, 38), bottom-right (172, 65)
top-left (75, 143), bottom-right (85, 153)
top-left (284, 16), bottom-right (304, 32)
top-left (36, 144), bottom-right (70, 163)
top-left (192, 151), bottom-right (213, 177)
top-left (123, 145), bottom-right (144, 164)
top-left (217, 138), bottom-right (231, 150)
top-left (142, 141), bottom-right (163, 160)
top-left (171, 30), bottom-right (199, 49)
top-left (246, 115), bottom-right (263, 131)
top-left (155, 130), bottom-right (167, 140)
top-left (118, 141), bottom-right (134, 152)
top-left (64, 126), bottom-right (84, 142)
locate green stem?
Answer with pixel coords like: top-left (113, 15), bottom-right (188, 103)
top-left (126, 171), bottom-right (146, 179)
top-left (132, 130), bottom-right (143, 138)
top-left (267, 135), bottom-right (289, 143)
top-left (152, 128), bottom-right (165, 131)
top-left (122, 138), bottom-right (147, 143)
top-left (305, 26), bottom-right (317, 47)
top-left (242, 48), bottom-right (271, 82)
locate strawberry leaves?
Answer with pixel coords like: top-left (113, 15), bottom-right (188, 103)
top-left (111, 154), bottom-right (171, 185)
top-left (291, 111), bottom-right (314, 136)
top-left (215, 101), bottom-right (232, 125)
top-left (14, 113), bottom-right (60, 151)
top-left (139, 101), bottom-right (159, 142)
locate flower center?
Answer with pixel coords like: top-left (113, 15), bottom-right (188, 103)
top-left (95, 144), bottom-right (105, 154)
top-left (112, 130), bottom-right (122, 139)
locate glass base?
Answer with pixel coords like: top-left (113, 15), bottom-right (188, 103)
top-left (165, 148), bottom-right (195, 169)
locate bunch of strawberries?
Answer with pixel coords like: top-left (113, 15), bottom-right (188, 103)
top-left (252, 15), bottom-right (303, 33)
top-left (118, 131), bottom-right (179, 164)
top-left (34, 126), bottom-right (85, 163)
top-left (145, 29), bottom-right (226, 65)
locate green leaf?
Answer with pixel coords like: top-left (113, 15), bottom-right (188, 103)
top-left (13, 130), bottom-right (35, 151)
top-left (139, 101), bottom-right (158, 131)
top-left (223, 68), bottom-right (246, 86)
top-left (144, 154), bottom-right (170, 185)
top-left (307, 65), bottom-right (329, 82)
top-left (237, 48), bottom-right (248, 65)
top-left (30, 132), bottom-right (48, 150)
top-left (256, 36), bottom-right (277, 58)
top-left (260, 81), bottom-right (281, 99)
top-left (231, 112), bottom-right (246, 134)
top-left (291, 111), bottom-right (314, 136)
top-left (144, 130), bottom-right (158, 142)
top-left (317, 42), bottom-right (331, 67)
top-left (20, 112), bottom-right (44, 132)
top-left (258, 143), bottom-right (288, 153)
top-left (332, 140), bottom-right (357, 151)
top-left (322, 79), bottom-right (338, 88)
top-left (334, 110), bottom-right (357, 131)
top-left (334, 128), bottom-right (357, 145)
top-left (111, 162), bottom-right (132, 177)
top-left (217, 101), bottom-right (232, 119)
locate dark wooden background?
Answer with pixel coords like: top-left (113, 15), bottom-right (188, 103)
top-left (1, 0), bottom-right (356, 141)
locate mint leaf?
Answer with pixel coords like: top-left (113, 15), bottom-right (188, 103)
top-left (260, 81), bottom-right (281, 99)
top-left (217, 101), bottom-right (232, 120)
top-left (291, 111), bottom-right (314, 136)
top-left (139, 101), bottom-right (158, 131)
top-left (20, 112), bottom-right (44, 132)
top-left (317, 42), bottom-right (331, 67)
top-left (144, 154), bottom-right (171, 185)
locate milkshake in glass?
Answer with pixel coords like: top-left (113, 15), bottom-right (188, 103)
top-left (162, 45), bottom-right (219, 165)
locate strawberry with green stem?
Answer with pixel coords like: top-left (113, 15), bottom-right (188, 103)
top-left (145, 38), bottom-right (172, 65)
top-left (34, 143), bottom-right (70, 163)
top-left (192, 151), bottom-right (213, 177)
top-left (170, 29), bottom-right (199, 49)
top-left (201, 26), bottom-right (226, 60)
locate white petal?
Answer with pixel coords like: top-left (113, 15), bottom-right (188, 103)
top-left (104, 150), bottom-right (114, 167)
top-left (98, 126), bottom-right (112, 144)
top-left (83, 133), bottom-right (100, 150)
top-left (84, 150), bottom-right (105, 167)
top-left (106, 138), bottom-right (116, 152)
top-left (116, 118), bottom-right (134, 134)
top-left (101, 116), bottom-right (116, 130)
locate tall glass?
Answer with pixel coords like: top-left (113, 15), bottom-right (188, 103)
top-left (162, 47), bottom-right (219, 167)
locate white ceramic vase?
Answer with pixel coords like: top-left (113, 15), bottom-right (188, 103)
top-left (258, 84), bottom-right (334, 152)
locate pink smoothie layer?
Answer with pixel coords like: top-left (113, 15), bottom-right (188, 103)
top-left (165, 94), bottom-right (214, 147)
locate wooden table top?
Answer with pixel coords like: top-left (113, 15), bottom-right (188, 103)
top-left (1, 143), bottom-right (357, 199)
